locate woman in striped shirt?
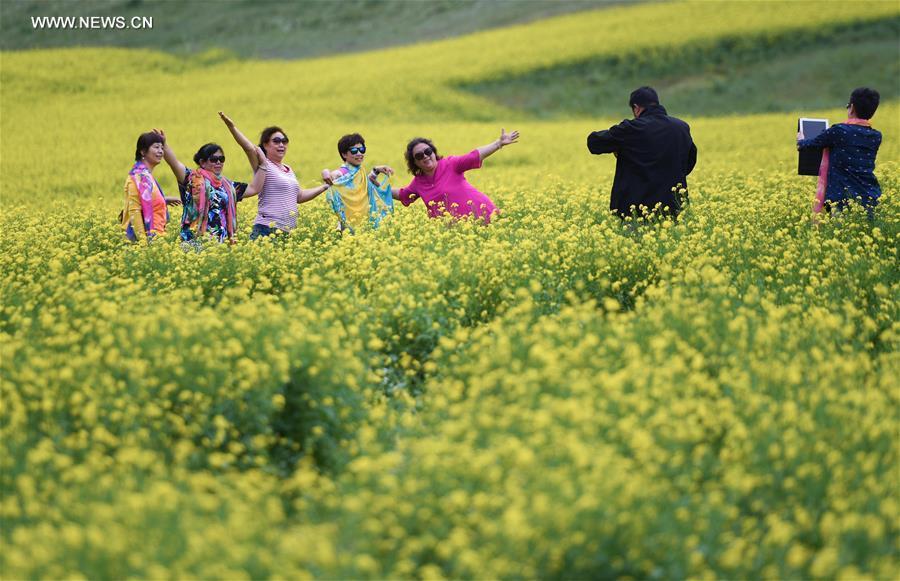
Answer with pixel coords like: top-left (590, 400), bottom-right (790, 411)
top-left (219, 112), bottom-right (330, 240)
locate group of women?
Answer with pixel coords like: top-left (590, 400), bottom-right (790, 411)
top-left (122, 84), bottom-right (884, 245)
top-left (121, 112), bottom-right (520, 244)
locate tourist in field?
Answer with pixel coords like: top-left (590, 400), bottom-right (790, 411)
top-left (587, 86), bottom-right (697, 218)
top-left (120, 131), bottom-right (182, 243)
top-left (797, 87), bottom-right (882, 219)
top-left (321, 133), bottom-right (394, 234)
top-left (153, 130), bottom-right (268, 245)
top-left (219, 112), bottom-right (330, 240)
top-left (394, 130), bottom-right (519, 225)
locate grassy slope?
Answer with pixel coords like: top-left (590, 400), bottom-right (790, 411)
top-left (0, 0), bottom-right (633, 58)
top-left (463, 16), bottom-right (900, 118)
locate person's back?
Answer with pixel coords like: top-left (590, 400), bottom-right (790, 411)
top-left (797, 87), bottom-right (882, 216)
top-left (588, 87), bottom-right (697, 217)
top-left (819, 124), bottom-right (881, 203)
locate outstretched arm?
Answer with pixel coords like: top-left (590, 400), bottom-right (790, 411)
top-left (797, 126), bottom-right (835, 151)
top-left (588, 120), bottom-right (633, 155)
top-left (298, 182), bottom-right (330, 204)
top-left (152, 127), bottom-right (188, 185)
top-left (477, 129), bottom-right (519, 162)
top-left (321, 165), bottom-right (394, 186)
top-left (219, 111), bottom-right (260, 172)
top-left (392, 181), bottom-right (418, 203)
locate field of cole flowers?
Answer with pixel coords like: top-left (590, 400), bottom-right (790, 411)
top-left (1, 0), bottom-right (899, 578)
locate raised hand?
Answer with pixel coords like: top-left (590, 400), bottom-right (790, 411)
top-left (478, 130), bottom-right (519, 161)
top-left (151, 128), bottom-right (187, 183)
top-left (500, 128), bottom-right (519, 147)
top-left (221, 113), bottom-right (260, 171)
top-left (219, 111), bottom-right (235, 128)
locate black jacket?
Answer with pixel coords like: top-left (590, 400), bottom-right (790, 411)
top-left (587, 104), bottom-right (697, 217)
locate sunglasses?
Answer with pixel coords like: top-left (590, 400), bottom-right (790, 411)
top-left (270, 137), bottom-right (290, 144)
top-left (207, 155), bottom-right (226, 163)
top-left (347, 146), bottom-right (366, 155)
top-left (413, 147), bottom-right (434, 161)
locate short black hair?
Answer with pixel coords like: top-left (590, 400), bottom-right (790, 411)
top-left (134, 132), bottom-right (164, 162)
top-left (629, 86), bottom-right (659, 109)
top-left (337, 133), bottom-right (365, 159)
top-left (849, 87), bottom-right (880, 120)
top-left (193, 143), bottom-right (223, 166)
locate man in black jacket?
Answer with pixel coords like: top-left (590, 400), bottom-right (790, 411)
top-left (587, 87), bottom-right (697, 218)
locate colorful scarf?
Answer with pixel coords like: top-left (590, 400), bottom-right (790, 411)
top-left (326, 164), bottom-right (393, 234)
top-left (813, 118), bottom-right (872, 215)
top-left (182, 168), bottom-right (237, 243)
top-left (123, 161), bottom-right (167, 241)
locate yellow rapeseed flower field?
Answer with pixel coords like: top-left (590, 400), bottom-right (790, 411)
top-left (1, 1), bottom-right (898, 578)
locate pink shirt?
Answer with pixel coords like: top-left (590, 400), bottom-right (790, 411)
top-left (255, 160), bottom-right (300, 231)
top-left (396, 150), bottom-right (496, 224)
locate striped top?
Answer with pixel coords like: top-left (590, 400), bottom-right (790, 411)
top-left (254, 159), bottom-right (300, 231)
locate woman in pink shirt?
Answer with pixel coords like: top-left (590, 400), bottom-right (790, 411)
top-left (395, 129), bottom-right (519, 225)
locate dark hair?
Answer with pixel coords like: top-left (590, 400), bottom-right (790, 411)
top-left (849, 87), bottom-right (880, 120)
top-left (134, 132), bottom-right (165, 162)
top-left (629, 86), bottom-right (659, 109)
top-left (338, 133), bottom-right (365, 159)
top-left (405, 137), bottom-right (443, 176)
top-left (193, 143), bottom-right (223, 166)
top-left (258, 126), bottom-right (287, 157)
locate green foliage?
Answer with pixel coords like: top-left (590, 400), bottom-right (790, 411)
top-left (463, 15), bottom-right (900, 118)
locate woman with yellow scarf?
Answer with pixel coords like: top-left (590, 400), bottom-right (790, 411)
top-left (321, 133), bottom-right (394, 234)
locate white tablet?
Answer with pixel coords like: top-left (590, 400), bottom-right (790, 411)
top-left (799, 118), bottom-right (828, 140)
